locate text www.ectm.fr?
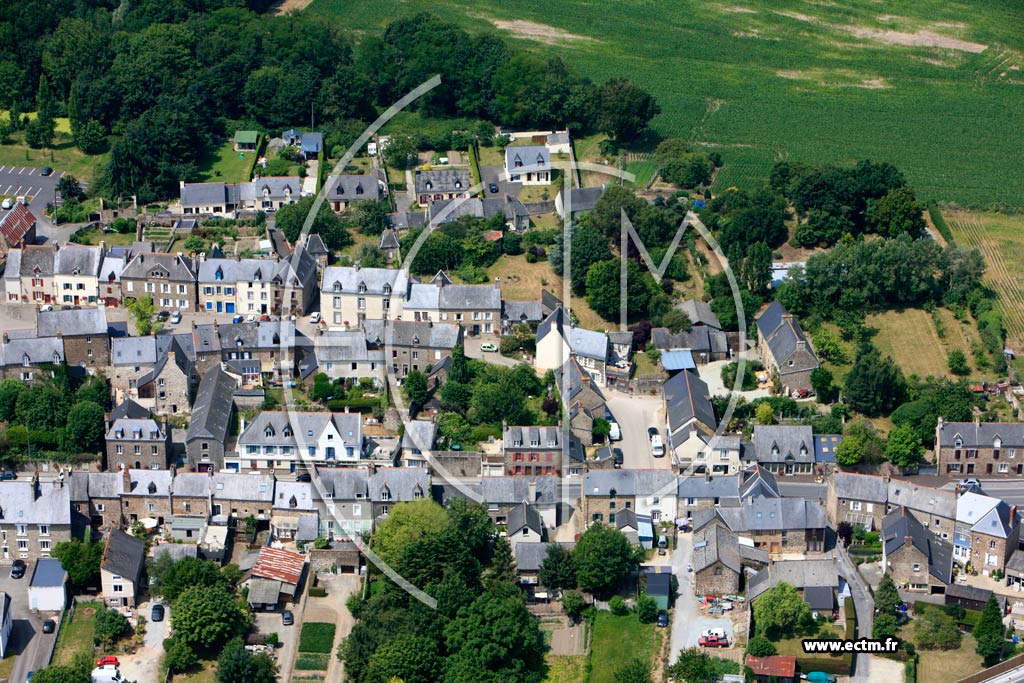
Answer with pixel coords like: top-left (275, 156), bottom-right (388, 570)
top-left (802, 638), bottom-right (900, 654)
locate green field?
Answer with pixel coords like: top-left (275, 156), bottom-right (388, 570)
top-left (308, 0), bottom-right (1024, 208)
top-left (587, 612), bottom-right (657, 683)
top-left (196, 143), bottom-right (255, 184)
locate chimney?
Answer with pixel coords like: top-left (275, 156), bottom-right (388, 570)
top-left (2, 331), bottom-right (7, 344)
top-left (905, 535), bottom-right (913, 549)
top-left (529, 481), bottom-right (537, 502)
top-left (882, 471), bottom-right (891, 483)
top-left (139, 254), bottom-right (144, 264)
top-left (1011, 505), bottom-right (1018, 526)
top-left (123, 465), bottom-right (131, 491)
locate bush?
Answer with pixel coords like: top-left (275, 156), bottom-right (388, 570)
top-left (637, 595), bottom-right (658, 624)
top-left (264, 632), bottom-right (279, 648)
top-left (609, 596), bottom-right (628, 616)
top-left (298, 622), bottom-right (336, 654)
top-left (308, 586), bottom-right (327, 598)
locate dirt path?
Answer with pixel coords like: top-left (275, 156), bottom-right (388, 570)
top-left (271, 0), bottom-right (312, 14)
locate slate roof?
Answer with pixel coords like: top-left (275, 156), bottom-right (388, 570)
top-left (507, 501), bottom-right (543, 536)
top-left (664, 370), bottom-right (717, 439)
top-left (107, 417), bottom-right (166, 442)
top-left (121, 252), bottom-right (196, 282)
top-left (99, 256), bottom-right (124, 285)
top-left (584, 469), bottom-right (637, 497)
top-left (378, 229), bottom-right (400, 251)
top-left (755, 300), bottom-right (819, 372)
top-left (212, 473), bottom-right (274, 502)
top-left (368, 468), bottom-right (429, 503)
top-left (716, 498), bottom-right (827, 532)
top-left (739, 466), bottom-right (780, 499)
top-left (677, 300), bottom-right (722, 329)
top-left (3, 248), bottom-right (18, 282)
top-left (128, 469), bottom-right (172, 496)
top-left (0, 480), bottom-right (70, 525)
top-left (273, 481), bottom-right (316, 511)
top-left (54, 244), bottom-right (102, 277)
top-left (300, 132), bottom-right (323, 155)
top-left (315, 468), bottom-right (369, 500)
top-left (0, 203), bottom-right (35, 246)
top-left (405, 278), bottom-right (501, 312)
top-left (505, 426), bottom-right (562, 450)
top-left (678, 474), bottom-right (740, 501)
top-left (402, 420), bottom-right (437, 453)
top-left (646, 572), bottom-right (671, 597)
top-left (937, 421), bottom-right (1024, 448)
top-left (514, 542), bottom-right (574, 573)
top-left (314, 330), bottom-right (372, 362)
top-left (0, 334), bottom-right (63, 367)
top-left (249, 177), bottom-right (303, 200)
top-left (803, 585), bottom-right (835, 611)
top-left (20, 245), bottom-right (55, 277)
top-left (1007, 549), bottom-right (1024, 575)
top-left (887, 480), bottom-right (956, 520)
top-left (753, 425), bottom-right (815, 464)
top-left (882, 507), bottom-right (954, 584)
top-left (567, 327), bottom-right (608, 361)
top-left (325, 175), bottom-right (382, 202)
top-left (556, 187), bottom-right (604, 214)
top-left (971, 500), bottom-right (1017, 538)
top-left (389, 320), bottom-right (461, 349)
top-left (956, 492), bottom-right (1002, 526)
top-left (172, 473), bottom-right (212, 498)
top-left (503, 300), bottom-right (543, 325)
top-left (414, 169), bottom-right (470, 195)
top-left (692, 522), bottom-right (741, 574)
top-left (832, 472), bottom-right (888, 503)
top-left (321, 265), bottom-right (406, 295)
top-left (85, 473), bottom-right (125, 499)
top-left (238, 411), bottom-right (362, 450)
top-left (198, 258), bottom-right (280, 284)
top-left (480, 477), bottom-right (560, 505)
top-left (747, 559), bottom-right (839, 600)
top-left (187, 365), bottom-right (236, 444)
top-left (385, 211), bottom-right (427, 231)
top-left (505, 145), bottom-right (551, 172)
top-left (102, 529), bottom-right (146, 582)
top-left (180, 182), bottom-right (238, 208)
top-left (304, 234), bottom-right (329, 257)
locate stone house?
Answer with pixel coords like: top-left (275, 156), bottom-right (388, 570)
top-left (270, 481), bottom-right (317, 542)
top-left (402, 271), bottom-right (502, 336)
top-left (105, 414), bottom-right (173, 472)
top-left (968, 500), bottom-right (1020, 574)
top-left (110, 336), bottom-right (196, 414)
top-left (752, 425), bottom-right (816, 475)
top-left (582, 469), bottom-right (678, 526)
top-left (664, 370), bottom-right (720, 473)
top-left (414, 169), bottom-right (470, 207)
top-left (0, 479), bottom-right (71, 562)
top-left (385, 320), bottom-right (462, 379)
top-left (313, 329), bottom-right (384, 385)
top-left (171, 473), bottom-right (213, 519)
top-left (232, 411), bottom-right (363, 474)
top-left (935, 419), bottom-right (1024, 477)
top-left (480, 477), bottom-right (561, 530)
top-left (562, 358), bottom-right (607, 447)
top-left (826, 472), bottom-right (889, 531)
top-left (321, 265), bottom-right (407, 327)
top-left (755, 300), bottom-right (819, 395)
top-left (368, 468), bottom-right (430, 525)
top-left (886, 480), bottom-right (957, 542)
top-left (400, 420), bottom-right (437, 468)
top-left (882, 506), bottom-right (954, 593)
top-left (324, 174), bottom-right (385, 212)
top-left (700, 496), bottom-right (827, 554)
top-left (69, 472), bottom-right (124, 535)
top-left (121, 469), bottom-right (172, 528)
top-left (7, 244), bottom-right (54, 304)
top-left (692, 520), bottom-right (742, 596)
top-left (0, 331), bottom-right (64, 385)
top-left (315, 468), bottom-right (373, 537)
top-left (37, 306), bottom-right (109, 368)
top-left (101, 529), bottom-right (145, 612)
top-left (185, 365), bottom-right (237, 472)
top-left (504, 426), bottom-right (564, 478)
top-left (120, 252), bottom-right (197, 311)
top-left (505, 501), bottom-right (544, 550)
top-left (535, 307), bottom-right (608, 386)
top-left (212, 473), bottom-right (275, 520)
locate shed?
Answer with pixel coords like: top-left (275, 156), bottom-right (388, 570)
top-left (803, 585), bottom-right (835, 614)
top-left (170, 516), bottom-right (207, 542)
top-left (201, 524), bottom-right (230, 562)
top-left (661, 350), bottom-right (696, 373)
top-left (247, 577), bottom-right (283, 610)
top-left (745, 655), bottom-right (797, 683)
top-left (646, 572), bottom-right (673, 610)
top-left (28, 559), bottom-right (68, 612)
top-left (945, 584), bottom-right (994, 612)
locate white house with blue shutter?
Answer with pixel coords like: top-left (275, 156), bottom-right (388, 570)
top-left (232, 411), bottom-right (364, 474)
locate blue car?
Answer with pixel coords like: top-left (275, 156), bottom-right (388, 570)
top-left (232, 315), bottom-right (243, 324)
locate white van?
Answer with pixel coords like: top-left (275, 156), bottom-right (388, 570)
top-left (608, 420), bottom-right (621, 441)
top-left (701, 628), bottom-right (727, 639)
top-left (650, 434), bottom-right (665, 458)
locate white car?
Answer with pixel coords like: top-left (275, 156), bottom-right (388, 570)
top-left (650, 433), bottom-right (665, 458)
top-left (246, 314), bottom-right (256, 323)
top-left (607, 420), bottom-right (621, 441)
top-left (170, 311), bottom-right (181, 325)
top-left (40, 304), bottom-right (53, 312)
top-left (309, 312), bottom-right (321, 324)
top-left (0, 198), bottom-right (11, 210)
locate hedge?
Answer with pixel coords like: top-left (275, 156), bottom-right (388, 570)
top-left (298, 622), bottom-right (336, 654)
top-left (325, 397), bottom-right (380, 413)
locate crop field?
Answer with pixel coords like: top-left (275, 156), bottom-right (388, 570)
top-left (308, 0), bottom-right (1024, 208)
top-left (948, 211), bottom-right (1024, 348)
top-left (867, 308), bottom-right (992, 380)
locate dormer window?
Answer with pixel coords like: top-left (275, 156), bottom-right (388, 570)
top-left (413, 485), bottom-right (423, 499)
top-left (53, 352), bottom-right (60, 364)
top-left (454, 180), bottom-right (462, 189)
top-left (800, 445), bottom-right (808, 456)
top-left (609, 488), bottom-right (617, 500)
top-left (994, 437), bottom-right (1002, 449)
top-left (383, 284), bottom-right (391, 295)
top-left (333, 281), bottom-right (342, 292)
top-left (22, 354), bottom-right (30, 367)
top-left (148, 481), bottom-right (157, 494)
top-left (425, 181), bottom-right (433, 190)
top-left (254, 269), bottom-right (262, 281)
top-left (72, 267), bottom-right (80, 275)
top-left (283, 426), bottom-right (293, 437)
top-left (265, 426), bottom-right (275, 437)
top-left (358, 282), bottom-right (367, 293)
top-left (772, 446), bottom-right (779, 456)
top-left (215, 267), bottom-right (223, 281)
top-left (307, 430), bottom-right (313, 437)
top-left (412, 335), bottom-right (419, 346)
top-left (289, 495), bottom-right (297, 508)
top-left (380, 486), bottom-right (391, 501)
top-left (954, 436), bottom-right (963, 448)
top-left (355, 184), bottom-right (364, 195)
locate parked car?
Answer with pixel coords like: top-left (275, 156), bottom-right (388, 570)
top-left (647, 427), bottom-right (660, 439)
top-left (260, 314), bottom-right (271, 322)
top-left (39, 304), bottom-right (53, 312)
top-left (612, 448), bottom-right (624, 468)
top-left (960, 478), bottom-right (981, 487)
top-left (41, 167), bottom-right (53, 176)
top-left (650, 433), bottom-right (665, 458)
top-left (0, 198), bottom-right (11, 209)
top-left (42, 619), bottom-right (55, 634)
top-left (607, 420), bottom-right (621, 441)
top-left (309, 312), bottom-right (321, 324)
top-left (698, 634), bottom-right (729, 647)
top-left (10, 559), bottom-right (26, 579)
top-left (96, 657), bottom-right (120, 667)
top-left (246, 314), bottom-right (256, 323)
top-left (170, 311), bottom-right (181, 325)
top-left (282, 610), bottom-right (294, 626)
top-left (150, 604), bottom-right (165, 622)
top-left (232, 315), bottom-right (244, 324)
top-left (0, 471), bottom-right (16, 481)
top-left (701, 628), bottom-right (727, 639)
top-left (488, 183), bottom-right (499, 194)
top-left (480, 342), bottom-right (498, 352)
top-left (156, 311), bottom-right (170, 322)
top-left (296, 473), bottom-right (312, 482)
top-left (656, 610), bottom-right (669, 628)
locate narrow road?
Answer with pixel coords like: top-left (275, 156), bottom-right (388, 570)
top-left (668, 532), bottom-right (735, 664)
top-left (835, 545), bottom-right (875, 682)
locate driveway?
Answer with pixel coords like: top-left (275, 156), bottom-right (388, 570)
top-left (479, 166), bottom-right (522, 199)
top-left (701, 351), bottom-right (771, 399)
top-left (668, 531), bottom-right (735, 664)
top-left (0, 561), bottom-right (60, 683)
top-left (254, 609), bottom-right (297, 683)
top-left (116, 599), bottom-right (169, 683)
top-left (463, 336), bottom-right (518, 367)
top-left (284, 573), bottom-right (359, 683)
top-left (605, 392), bottom-right (671, 470)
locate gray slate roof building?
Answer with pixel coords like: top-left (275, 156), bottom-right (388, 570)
top-left (507, 501), bottom-right (543, 536)
top-left (972, 500), bottom-right (1017, 538)
top-left (121, 252), bottom-right (197, 283)
top-left (414, 169), bottom-right (470, 195)
top-left (325, 175), bottom-right (383, 203)
top-left (54, 244), bottom-right (103, 277)
top-left (20, 245), bottom-right (55, 277)
top-left (677, 300), bottom-right (722, 330)
top-left (832, 472), bottom-right (889, 503)
top-left (887, 480), bottom-right (957, 521)
top-left (0, 480), bottom-right (71, 525)
top-left (753, 425), bottom-right (815, 464)
top-left (692, 522), bottom-right (741, 574)
top-left (755, 300), bottom-right (819, 372)
top-left (212, 473), bottom-right (275, 503)
top-left (715, 497), bottom-right (827, 533)
top-left (321, 265), bottom-right (406, 296)
top-left (747, 559), bottom-right (839, 600)
top-left (936, 420), bottom-right (1024, 448)
top-left (505, 145), bottom-right (551, 172)
top-left (0, 333), bottom-right (63, 367)
top-left (187, 365), bottom-right (237, 445)
top-left (555, 187), bottom-right (605, 215)
top-left (102, 529), bottom-right (146, 582)
top-left (37, 307), bottom-right (107, 337)
top-left (503, 301), bottom-right (544, 326)
top-left (514, 542), bottom-right (575, 573)
top-left (883, 507), bottom-right (954, 584)
top-left (389, 321), bottom-right (461, 350)
top-left (664, 369), bottom-right (717, 439)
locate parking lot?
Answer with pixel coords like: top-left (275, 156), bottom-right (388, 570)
top-left (0, 165), bottom-right (63, 202)
top-left (0, 560), bottom-right (61, 683)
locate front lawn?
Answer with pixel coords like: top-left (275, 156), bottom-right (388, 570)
top-left (52, 602), bottom-right (99, 666)
top-left (773, 622), bottom-right (852, 676)
top-left (196, 143), bottom-right (254, 184)
top-left (588, 612), bottom-right (656, 683)
top-left (898, 612), bottom-right (985, 683)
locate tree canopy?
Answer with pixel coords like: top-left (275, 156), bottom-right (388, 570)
top-left (573, 524), bottom-right (641, 596)
top-left (752, 582), bottom-right (811, 639)
top-left (172, 584), bottom-right (250, 653)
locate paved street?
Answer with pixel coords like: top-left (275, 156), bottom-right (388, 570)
top-left (668, 531), bottom-right (735, 664)
top-left (254, 609), bottom-right (298, 683)
top-left (835, 545), bottom-right (876, 683)
top-left (479, 166), bottom-right (523, 199)
top-left (463, 336), bottom-right (518, 367)
top-left (605, 391), bottom-right (670, 470)
top-left (0, 561), bottom-right (60, 683)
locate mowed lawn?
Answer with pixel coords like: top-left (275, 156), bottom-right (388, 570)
top-left (52, 603), bottom-right (99, 666)
top-left (588, 612), bottom-right (656, 683)
top-left (308, 0), bottom-right (1024, 208)
top-left (0, 131), bottom-right (106, 183)
top-left (867, 308), bottom-right (993, 380)
top-left (544, 655), bottom-right (586, 683)
top-left (487, 254), bottom-right (606, 330)
top-left (196, 143), bottom-right (254, 184)
top-left (896, 626), bottom-right (984, 683)
top-left (948, 210), bottom-right (1024, 348)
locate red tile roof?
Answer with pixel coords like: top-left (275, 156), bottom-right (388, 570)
top-left (745, 655), bottom-right (797, 678)
top-left (251, 546), bottom-right (305, 585)
top-left (0, 204), bottom-right (35, 247)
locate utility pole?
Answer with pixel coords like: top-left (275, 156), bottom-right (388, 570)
top-left (310, 101), bottom-right (315, 132)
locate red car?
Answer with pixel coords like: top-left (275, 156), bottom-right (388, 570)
top-left (97, 656), bottom-right (120, 667)
top-left (698, 635), bottom-right (729, 648)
